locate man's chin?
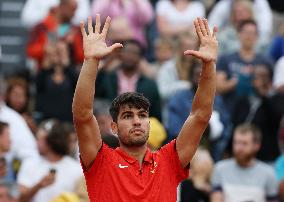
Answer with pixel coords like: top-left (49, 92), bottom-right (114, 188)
top-left (123, 137), bottom-right (148, 147)
top-left (235, 156), bottom-right (251, 164)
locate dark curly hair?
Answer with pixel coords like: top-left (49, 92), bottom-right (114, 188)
top-left (46, 121), bottom-right (70, 156)
top-left (109, 92), bottom-right (150, 122)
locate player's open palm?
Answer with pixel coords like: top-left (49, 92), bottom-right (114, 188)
top-left (81, 15), bottom-right (123, 60)
top-left (184, 18), bottom-right (218, 63)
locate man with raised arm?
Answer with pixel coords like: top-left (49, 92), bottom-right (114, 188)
top-left (72, 14), bottom-right (218, 202)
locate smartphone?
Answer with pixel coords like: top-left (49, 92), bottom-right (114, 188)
top-left (49, 168), bottom-right (56, 174)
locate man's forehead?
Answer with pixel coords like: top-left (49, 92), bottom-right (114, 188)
top-left (119, 105), bottom-right (146, 113)
top-left (234, 131), bottom-right (254, 140)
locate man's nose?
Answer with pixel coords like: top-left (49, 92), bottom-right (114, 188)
top-left (133, 115), bottom-right (141, 126)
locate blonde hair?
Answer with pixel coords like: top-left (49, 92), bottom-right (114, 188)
top-left (191, 148), bottom-right (213, 182)
top-left (231, 0), bottom-right (254, 25)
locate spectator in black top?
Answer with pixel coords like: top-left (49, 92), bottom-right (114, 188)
top-left (231, 64), bottom-right (282, 162)
top-left (36, 40), bottom-right (78, 122)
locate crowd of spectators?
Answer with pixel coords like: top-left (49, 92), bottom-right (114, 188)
top-left (0, 0), bottom-right (284, 201)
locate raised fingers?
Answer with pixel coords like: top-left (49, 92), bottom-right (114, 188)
top-left (80, 21), bottom-right (87, 37)
top-left (109, 43), bottom-right (123, 52)
top-left (95, 14), bottom-right (101, 33)
top-left (203, 18), bottom-right (210, 36)
top-left (101, 16), bottom-right (111, 39)
top-left (87, 16), bottom-right (93, 34)
top-left (198, 17), bottom-right (207, 36)
top-left (194, 19), bottom-right (203, 39)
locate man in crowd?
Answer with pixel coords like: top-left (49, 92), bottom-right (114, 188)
top-left (0, 78), bottom-right (39, 167)
top-left (211, 123), bottom-right (278, 202)
top-left (216, 19), bottom-right (272, 113)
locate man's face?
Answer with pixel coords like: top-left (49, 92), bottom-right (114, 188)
top-left (252, 66), bottom-right (271, 90)
top-left (233, 132), bottom-right (259, 164)
top-left (36, 129), bottom-right (49, 155)
top-left (111, 105), bottom-right (150, 147)
top-left (155, 44), bottom-right (173, 63)
top-left (191, 65), bottom-right (202, 87)
top-left (59, 0), bottom-right (77, 23)
top-left (0, 127), bottom-right (11, 153)
top-left (0, 186), bottom-right (12, 202)
top-left (238, 24), bottom-right (258, 50)
top-left (119, 43), bottom-right (141, 71)
top-left (97, 114), bottom-right (112, 136)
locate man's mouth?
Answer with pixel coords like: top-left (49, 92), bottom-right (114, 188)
top-left (130, 128), bottom-right (144, 134)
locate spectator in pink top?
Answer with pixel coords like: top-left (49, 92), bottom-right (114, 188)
top-left (91, 0), bottom-right (154, 46)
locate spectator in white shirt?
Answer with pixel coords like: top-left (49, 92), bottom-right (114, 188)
top-left (156, 0), bottom-right (205, 37)
top-left (208, 0), bottom-right (272, 46)
top-left (0, 77), bottom-right (38, 162)
top-left (17, 119), bottom-right (82, 202)
top-left (21, 0), bottom-right (90, 28)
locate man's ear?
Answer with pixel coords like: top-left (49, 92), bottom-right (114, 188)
top-left (111, 121), bottom-right (118, 135)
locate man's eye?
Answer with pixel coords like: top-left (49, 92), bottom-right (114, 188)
top-left (124, 115), bottom-right (131, 119)
top-left (139, 114), bottom-right (147, 118)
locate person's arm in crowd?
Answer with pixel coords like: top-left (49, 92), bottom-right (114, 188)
top-left (254, 0), bottom-right (272, 43)
top-left (91, 0), bottom-right (111, 21)
top-left (207, 0), bottom-right (229, 31)
top-left (216, 71), bottom-right (238, 94)
top-left (19, 173), bottom-right (55, 202)
top-left (156, 62), bottom-right (191, 101)
top-left (26, 26), bottom-right (48, 63)
top-left (20, 0), bottom-right (50, 28)
top-left (156, 16), bottom-right (190, 36)
top-left (72, 15), bottom-right (122, 169)
top-left (72, 0), bottom-right (90, 25)
top-left (211, 191), bottom-right (224, 202)
top-left (176, 18), bottom-right (218, 168)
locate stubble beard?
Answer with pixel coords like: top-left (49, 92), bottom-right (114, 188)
top-left (234, 152), bottom-right (255, 166)
top-left (118, 131), bottom-right (149, 147)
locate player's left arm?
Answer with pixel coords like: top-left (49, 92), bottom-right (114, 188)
top-left (176, 18), bottom-right (218, 168)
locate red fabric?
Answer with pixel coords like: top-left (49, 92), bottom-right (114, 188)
top-left (82, 140), bottom-right (189, 202)
top-left (27, 13), bottom-right (84, 69)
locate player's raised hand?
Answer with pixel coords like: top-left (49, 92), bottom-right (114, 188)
top-left (184, 18), bottom-right (218, 63)
top-left (81, 14), bottom-right (123, 60)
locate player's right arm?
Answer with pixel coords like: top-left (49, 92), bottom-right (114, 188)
top-left (72, 15), bottom-right (122, 169)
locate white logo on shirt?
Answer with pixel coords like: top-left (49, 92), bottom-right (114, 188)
top-left (118, 164), bottom-right (128, 168)
top-left (150, 161), bottom-right (157, 174)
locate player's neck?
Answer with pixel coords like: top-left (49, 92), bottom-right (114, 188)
top-left (120, 144), bottom-right (148, 166)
